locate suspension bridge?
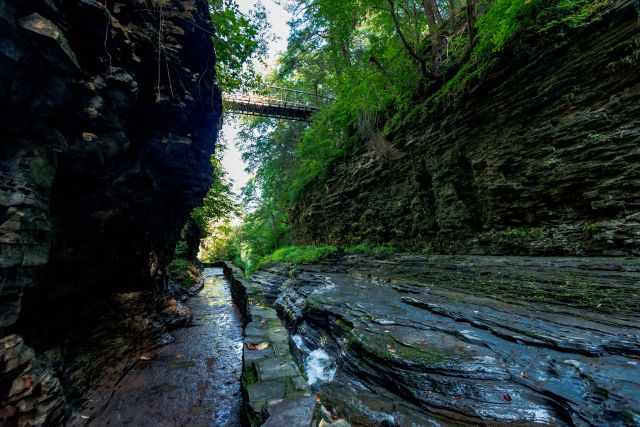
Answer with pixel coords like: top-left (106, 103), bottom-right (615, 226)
top-left (222, 87), bottom-right (328, 121)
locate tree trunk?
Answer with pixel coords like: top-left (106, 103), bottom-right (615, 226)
top-left (422, 0), bottom-right (442, 64)
top-left (386, 0), bottom-right (434, 80)
top-left (466, 0), bottom-right (477, 46)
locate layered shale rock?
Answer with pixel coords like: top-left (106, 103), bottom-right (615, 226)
top-left (0, 0), bottom-right (221, 424)
top-left (291, 1), bottom-right (640, 256)
top-left (243, 256), bottom-right (640, 426)
top-left (225, 265), bottom-right (316, 427)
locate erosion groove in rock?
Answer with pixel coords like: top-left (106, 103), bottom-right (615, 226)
top-left (291, 1), bottom-right (640, 256)
top-left (0, 0), bottom-right (221, 424)
top-left (233, 255), bottom-right (640, 426)
top-left (224, 264), bottom-right (316, 427)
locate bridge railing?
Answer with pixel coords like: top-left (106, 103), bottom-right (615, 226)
top-left (222, 86), bottom-right (332, 120)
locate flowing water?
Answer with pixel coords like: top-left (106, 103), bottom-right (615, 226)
top-left (89, 268), bottom-right (243, 427)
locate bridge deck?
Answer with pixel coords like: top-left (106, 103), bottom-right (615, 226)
top-left (222, 89), bottom-right (323, 121)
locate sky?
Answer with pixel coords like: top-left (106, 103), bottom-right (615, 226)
top-left (221, 0), bottom-right (292, 195)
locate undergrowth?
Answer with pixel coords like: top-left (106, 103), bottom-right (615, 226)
top-left (168, 258), bottom-right (199, 288)
top-left (345, 243), bottom-right (397, 257)
top-left (254, 245), bottom-right (338, 272)
top-left (386, 0), bottom-right (612, 134)
top-left (169, 240), bottom-right (199, 288)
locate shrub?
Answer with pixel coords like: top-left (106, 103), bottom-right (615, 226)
top-left (168, 258), bottom-right (199, 288)
top-left (344, 243), bottom-right (397, 257)
top-left (256, 245), bottom-right (338, 271)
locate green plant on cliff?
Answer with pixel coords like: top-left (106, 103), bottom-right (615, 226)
top-left (173, 155), bottom-right (237, 281)
top-left (257, 245), bottom-right (338, 270)
top-left (345, 243), bottom-right (398, 257)
top-left (229, 0), bottom-right (612, 266)
top-left (191, 156), bottom-right (239, 232)
top-left (168, 257), bottom-right (200, 288)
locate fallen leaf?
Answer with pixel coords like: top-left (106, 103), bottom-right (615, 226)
top-left (246, 342), bottom-right (269, 351)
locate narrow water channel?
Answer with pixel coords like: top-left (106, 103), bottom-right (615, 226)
top-left (90, 268), bottom-right (244, 427)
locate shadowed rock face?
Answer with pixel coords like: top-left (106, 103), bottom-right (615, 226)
top-left (244, 255), bottom-right (640, 426)
top-left (0, 0), bottom-right (220, 424)
top-left (291, 1), bottom-right (640, 257)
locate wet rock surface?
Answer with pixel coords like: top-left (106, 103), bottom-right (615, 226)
top-left (0, 335), bottom-right (65, 426)
top-left (83, 268), bottom-right (243, 427)
top-left (241, 255), bottom-right (640, 426)
top-left (226, 265), bottom-right (315, 427)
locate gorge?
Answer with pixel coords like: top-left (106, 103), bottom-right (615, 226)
top-left (1, 0), bottom-right (639, 426)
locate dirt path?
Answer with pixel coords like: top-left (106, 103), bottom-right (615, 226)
top-left (89, 268), bottom-right (243, 427)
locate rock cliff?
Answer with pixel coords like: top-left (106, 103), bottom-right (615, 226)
top-left (0, 0), bottom-right (220, 424)
top-left (292, 1), bottom-right (640, 256)
top-left (240, 256), bottom-right (640, 426)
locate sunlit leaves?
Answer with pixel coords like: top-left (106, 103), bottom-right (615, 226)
top-left (209, 0), bottom-right (269, 91)
top-left (191, 156), bottom-right (239, 231)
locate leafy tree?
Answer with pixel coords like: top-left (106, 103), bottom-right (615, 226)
top-left (209, 0), bottom-right (270, 90)
top-left (191, 156), bottom-right (239, 232)
top-left (224, 0), bottom-right (610, 271)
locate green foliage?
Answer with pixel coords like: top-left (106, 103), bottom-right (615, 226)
top-left (345, 243), bottom-right (397, 257)
top-left (474, 0), bottom-right (538, 60)
top-left (174, 240), bottom-right (188, 258)
top-left (474, 0), bottom-right (608, 61)
top-left (257, 245), bottom-right (338, 269)
top-left (191, 156), bottom-right (239, 233)
top-left (168, 257), bottom-right (199, 288)
top-left (209, 0), bottom-right (269, 91)
top-left (221, 0), bottom-right (611, 266)
top-left (536, 0), bottom-right (611, 31)
top-left (199, 220), bottom-right (237, 262)
top-left (387, 0), bottom-right (611, 135)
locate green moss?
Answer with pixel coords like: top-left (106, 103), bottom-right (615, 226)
top-left (348, 330), bottom-right (447, 366)
top-left (390, 342), bottom-right (448, 365)
top-left (447, 274), bottom-right (639, 314)
top-left (168, 258), bottom-right (198, 288)
top-left (254, 245), bottom-right (338, 272)
top-left (344, 243), bottom-right (397, 257)
top-left (583, 222), bottom-right (602, 236)
top-left (174, 240), bottom-right (189, 258)
top-left (334, 318), bottom-right (355, 334)
top-left (500, 227), bottom-right (545, 240)
top-left (243, 364), bottom-right (258, 385)
top-left (543, 156), bottom-right (561, 168)
top-left (537, 0), bottom-right (610, 32)
top-left (585, 132), bottom-right (604, 143)
top-left (387, 0), bottom-right (612, 138)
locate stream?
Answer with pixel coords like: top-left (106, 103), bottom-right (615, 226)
top-left (89, 268), bottom-right (243, 427)
top-left (83, 258), bottom-right (640, 427)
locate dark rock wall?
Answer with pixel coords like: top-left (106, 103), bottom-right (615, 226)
top-left (292, 1), bottom-right (640, 256)
top-left (0, 0), bottom-right (220, 424)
